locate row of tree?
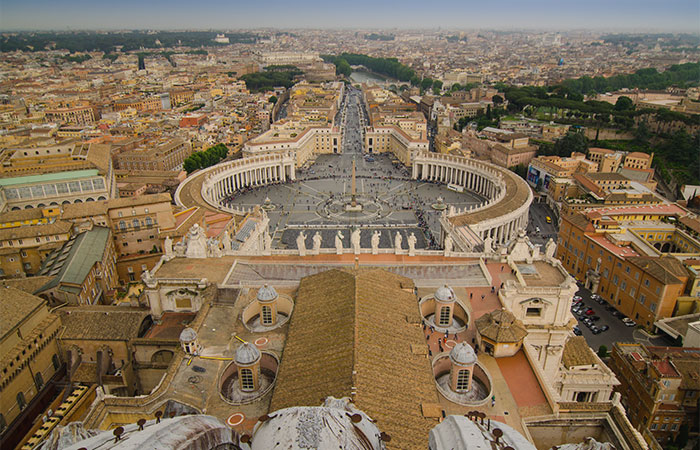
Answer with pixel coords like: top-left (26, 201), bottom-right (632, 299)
top-left (1, 31), bottom-right (258, 54)
top-left (322, 53), bottom-right (416, 82)
top-left (559, 63), bottom-right (700, 95)
top-left (183, 144), bottom-right (229, 174)
top-left (239, 68), bottom-right (303, 92)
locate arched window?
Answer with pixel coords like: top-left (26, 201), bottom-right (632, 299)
top-left (119, 220), bottom-right (126, 231)
top-left (17, 392), bottom-right (27, 410)
top-left (240, 368), bottom-right (254, 391)
top-left (456, 369), bottom-right (470, 391)
top-left (261, 306), bottom-right (273, 325)
top-left (439, 306), bottom-right (451, 326)
top-left (132, 219), bottom-right (140, 228)
top-left (52, 354), bottom-right (60, 370)
top-left (145, 216), bottom-right (153, 226)
top-left (35, 372), bottom-right (44, 390)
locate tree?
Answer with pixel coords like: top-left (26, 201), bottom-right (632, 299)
top-left (614, 96), bottom-right (635, 111)
top-left (552, 130), bottom-right (589, 156)
top-left (268, 95), bottom-right (278, 104)
top-left (421, 77), bottom-right (434, 92)
top-left (597, 345), bottom-right (608, 358)
top-left (432, 79), bottom-right (443, 91)
top-left (492, 94), bottom-right (503, 105)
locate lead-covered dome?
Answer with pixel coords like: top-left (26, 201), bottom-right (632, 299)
top-left (435, 285), bottom-right (455, 303)
top-left (257, 284), bottom-right (278, 302)
top-left (450, 342), bottom-right (477, 366)
top-left (179, 327), bottom-right (197, 343)
top-left (235, 342), bottom-right (261, 365)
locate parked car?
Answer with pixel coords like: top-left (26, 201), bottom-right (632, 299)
top-left (585, 309), bottom-right (595, 316)
top-left (611, 310), bottom-right (624, 318)
top-left (605, 304), bottom-right (617, 312)
top-left (590, 316), bottom-right (601, 321)
top-left (591, 326), bottom-right (602, 334)
top-left (573, 326), bottom-right (582, 336)
top-left (599, 325), bottom-right (610, 332)
top-left (622, 318), bottom-right (637, 327)
top-left (573, 295), bottom-right (582, 301)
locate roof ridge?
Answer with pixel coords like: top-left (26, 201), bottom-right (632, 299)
top-left (352, 269), bottom-right (359, 399)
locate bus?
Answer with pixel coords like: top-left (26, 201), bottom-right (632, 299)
top-left (447, 183), bottom-right (464, 193)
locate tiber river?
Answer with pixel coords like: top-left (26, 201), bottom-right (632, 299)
top-left (349, 70), bottom-right (393, 85)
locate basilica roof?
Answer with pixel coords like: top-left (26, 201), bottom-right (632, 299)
top-left (270, 268), bottom-right (438, 449)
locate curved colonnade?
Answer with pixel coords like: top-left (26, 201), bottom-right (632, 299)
top-left (175, 153), bottom-right (296, 215)
top-left (175, 151), bottom-right (532, 251)
top-left (412, 153), bottom-right (532, 249)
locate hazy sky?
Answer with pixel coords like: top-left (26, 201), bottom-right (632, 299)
top-left (1, 0), bottom-right (699, 32)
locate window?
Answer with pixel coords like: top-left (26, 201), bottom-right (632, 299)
top-left (644, 279), bottom-right (650, 287)
top-left (118, 211), bottom-right (123, 218)
top-left (456, 369), bottom-right (470, 391)
top-left (635, 272), bottom-right (640, 280)
top-left (650, 303), bottom-right (656, 312)
top-left (613, 275), bottom-right (618, 286)
top-left (630, 287), bottom-right (636, 297)
top-left (17, 392), bottom-right (27, 410)
top-left (660, 424), bottom-right (667, 431)
top-left (52, 354), bottom-right (60, 370)
top-left (145, 216), bottom-right (153, 226)
top-left (439, 306), bottom-right (451, 325)
top-left (625, 266), bottom-right (630, 274)
top-left (671, 424), bottom-right (678, 431)
top-left (119, 220), bottom-right (126, 231)
top-left (621, 281), bottom-right (627, 291)
top-left (132, 219), bottom-right (140, 228)
top-left (35, 372), bottom-right (44, 389)
top-left (651, 423), bottom-right (658, 430)
top-left (240, 368), bottom-right (254, 390)
top-left (526, 307), bottom-right (541, 317)
top-left (640, 294), bottom-right (646, 305)
top-left (261, 305), bottom-right (273, 325)
top-left (603, 268), bottom-right (609, 278)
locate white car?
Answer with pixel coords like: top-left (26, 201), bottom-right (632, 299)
top-left (622, 318), bottom-right (637, 327)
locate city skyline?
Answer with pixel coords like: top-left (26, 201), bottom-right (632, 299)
top-left (1, 0), bottom-right (699, 32)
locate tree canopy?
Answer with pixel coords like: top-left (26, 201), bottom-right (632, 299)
top-left (183, 144), bottom-right (229, 174)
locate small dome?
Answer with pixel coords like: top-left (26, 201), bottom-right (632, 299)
top-left (435, 285), bottom-right (455, 303)
top-left (450, 342), bottom-right (477, 366)
top-left (179, 327), bottom-right (197, 343)
top-left (257, 284), bottom-right (278, 302)
top-left (235, 342), bottom-right (261, 365)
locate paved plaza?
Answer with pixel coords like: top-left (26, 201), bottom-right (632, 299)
top-left (223, 87), bottom-right (485, 250)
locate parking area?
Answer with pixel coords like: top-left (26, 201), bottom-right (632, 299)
top-left (571, 283), bottom-right (674, 351)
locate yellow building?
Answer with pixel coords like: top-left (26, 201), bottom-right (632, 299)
top-left (0, 287), bottom-right (62, 442)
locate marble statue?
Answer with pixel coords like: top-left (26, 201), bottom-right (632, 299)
top-left (483, 236), bottom-right (493, 254)
top-left (296, 231), bottom-right (307, 257)
top-left (335, 230), bottom-right (344, 254)
top-left (174, 238), bottom-right (186, 257)
top-left (350, 228), bottom-right (361, 254)
top-left (312, 232), bottom-right (322, 253)
top-left (544, 238), bottom-right (557, 259)
top-left (407, 232), bottom-right (417, 256)
top-left (222, 230), bottom-right (233, 251)
top-left (263, 231), bottom-right (272, 252)
top-left (207, 238), bottom-right (222, 257)
top-left (164, 236), bottom-right (173, 257)
top-left (394, 232), bottom-right (403, 253)
top-left (371, 230), bottom-right (381, 255)
top-left (185, 224), bottom-right (208, 258)
top-left (444, 234), bottom-right (453, 255)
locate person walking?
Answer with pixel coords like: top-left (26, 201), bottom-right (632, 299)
top-left (491, 395), bottom-right (496, 407)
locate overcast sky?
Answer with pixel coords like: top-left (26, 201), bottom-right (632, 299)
top-left (1, 0), bottom-right (698, 32)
